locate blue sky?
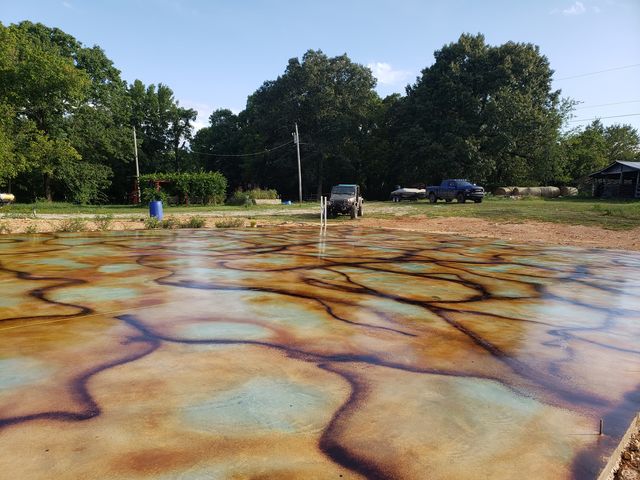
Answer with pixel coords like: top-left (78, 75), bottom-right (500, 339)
top-left (2, 0), bottom-right (639, 132)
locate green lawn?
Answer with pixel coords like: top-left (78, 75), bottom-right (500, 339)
top-left (3, 197), bottom-right (640, 230)
top-left (367, 196), bottom-right (640, 230)
top-left (0, 201), bottom-right (316, 215)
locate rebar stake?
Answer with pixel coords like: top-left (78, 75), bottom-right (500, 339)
top-left (599, 418), bottom-right (604, 436)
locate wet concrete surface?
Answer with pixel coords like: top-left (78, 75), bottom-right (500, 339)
top-left (0, 227), bottom-right (639, 479)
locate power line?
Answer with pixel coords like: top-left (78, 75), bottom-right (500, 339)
top-left (575, 100), bottom-right (640, 110)
top-left (567, 113), bottom-right (640, 123)
top-left (190, 140), bottom-right (293, 157)
top-left (556, 63), bottom-right (640, 81)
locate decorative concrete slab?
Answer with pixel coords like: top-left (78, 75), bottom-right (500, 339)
top-left (0, 227), bottom-right (638, 479)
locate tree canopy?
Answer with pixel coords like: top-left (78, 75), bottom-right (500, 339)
top-left (1, 24), bottom-right (638, 203)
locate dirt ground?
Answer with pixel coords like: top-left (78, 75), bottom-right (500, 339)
top-left (357, 216), bottom-right (640, 251)
top-left (614, 425), bottom-right (640, 480)
top-left (2, 214), bottom-right (640, 251)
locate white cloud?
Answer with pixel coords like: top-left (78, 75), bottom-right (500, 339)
top-left (179, 100), bottom-right (212, 133)
top-left (562, 1), bottom-right (587, 15)
top-left (367, 62), bottom-right (411, 86)
top-left (178, 101), bottom-right (243, 133)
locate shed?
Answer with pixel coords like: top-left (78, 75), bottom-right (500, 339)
top-left (589, 161), bottom-right (640, 198)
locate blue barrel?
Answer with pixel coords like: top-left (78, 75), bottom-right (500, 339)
top-left (149, 200), bottom-right (163, 220)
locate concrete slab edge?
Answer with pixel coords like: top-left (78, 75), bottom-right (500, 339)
top-left (597, 412), bottom-right (640, 480)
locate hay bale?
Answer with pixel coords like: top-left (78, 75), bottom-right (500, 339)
top-left (560, 186), bottom-right (578, 197)
top-left (539, 186), bottom-right (560, 198)
top-left (494, 186), bottom-right (516, 196)
top-left (512, 186), bottom-right (560, 197)
top-left (513, 187), bottom-right (539, 196)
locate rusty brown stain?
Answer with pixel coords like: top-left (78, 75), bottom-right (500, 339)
top-left (0, 228), bottom-right (638, 479)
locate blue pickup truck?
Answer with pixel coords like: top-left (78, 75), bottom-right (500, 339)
top-left (426, 179), bottom-right (485, 204)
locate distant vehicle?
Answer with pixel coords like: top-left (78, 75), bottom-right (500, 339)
top-left (0, 193), bottom-right (15, 206)
top-left (390, 186), bottom-right (427, 202)
top-left (427, 179), bottom-right (485, 203)
top-left (327, 184), bottom-right (363, 219)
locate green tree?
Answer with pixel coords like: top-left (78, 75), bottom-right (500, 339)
top-left (395, 33), bottom-right (568, 187)
top-left (129, 80), bottom-right (196, 174)
top-left (191, 109), bottom-right (246, 187)
top-left (243, 50), bottom-right (379, 197)
top-left (559, 121), bottom-right (640, 182)
top-left (167, 104), bottom-right (197, 171)
top-left (0, 21), bottom-right (90, 199)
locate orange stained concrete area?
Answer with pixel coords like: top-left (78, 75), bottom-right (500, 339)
top-left (0, 227), bottom-right (639, 479)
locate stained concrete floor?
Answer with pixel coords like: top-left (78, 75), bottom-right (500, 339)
top-left (0, 227), bottom-right (639, 479)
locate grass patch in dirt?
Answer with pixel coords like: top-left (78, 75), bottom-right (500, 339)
top-left (57, 218), bottom-right (87, 232)
top-left (215, 217), bottom-right (245, 228)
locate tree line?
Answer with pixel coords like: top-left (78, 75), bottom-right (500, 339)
top-left (1, 22), bottom-right (638, 203)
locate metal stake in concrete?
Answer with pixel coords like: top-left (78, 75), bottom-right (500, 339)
top-left (599, 418), bottom-right (604, 436)
top-left (320, 196), bottom-right (327, 229)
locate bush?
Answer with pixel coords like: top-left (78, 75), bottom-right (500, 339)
top-left (181, 216), bottom-right (206, 228)
top-left (58, 160), bottom-right (113, 205)
top-left (25, 224), bottom-right (38, 234)
top-left (58, 218), bottom-right (87, 232)
top-left (215, 217), bottom-right (245, 228)
top-left (139, 171), bottom-right (227, 205)
top-left (141, 187), bottom-right (168, 204)
top-left (248, 188), bottom-right (279, 200)
top-left (144, 217), bottom-right (162, 229)
top-left (161, 216), bottom-right (179, 229)
top-left (226, 190), bottom-right (254, 206)
top-left (94, 214), bottom-right (114, 231)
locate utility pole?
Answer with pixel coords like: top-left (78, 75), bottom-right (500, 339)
top-left (293, 123), bottom-right (303, 203)
top-left (133, 126), bottom-right (141, 204)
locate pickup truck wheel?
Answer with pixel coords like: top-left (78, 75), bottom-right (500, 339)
top-left (457, 193), bottom-right (466, 203)
top-left (428, 193), bottom-right (437, 204)
top-left (351, 205), bottom-right (357, 219)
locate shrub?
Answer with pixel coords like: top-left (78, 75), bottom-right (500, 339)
top-left (248, 188), bottom-right (279, 200)
top-left (181, 216), bottom-right (206, 228)
top-left (215, 217), bottom-right (245, 228)
top-left (58, 160), bottom-right (113, 204)
top-left (25, 224), bottom-right (38, 234)
top-left (226, 190), bottom-right (254, 206)
top-left (139, 171), bottom-right (227, 205)
top-left (94, 214), bottom-right (114, 231)
top-left (141, 187), bottom-right (168, 204)
top-left (161, 216), bottom-right (179, 229)
top-left (58, 218), bottom-right (87, 232)
top-left (144, 217), bottom-right (162, 229)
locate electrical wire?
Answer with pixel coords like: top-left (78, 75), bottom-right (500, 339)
top-left (555, 63), bottom-right (640, 81)
top-left (190, 140), bottom-right (294, 157)
top-left (567, 113), bottom-right (640, 123)
top-left (575, 100), bottom-right (640, 110)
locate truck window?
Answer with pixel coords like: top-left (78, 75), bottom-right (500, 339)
top-left (332, 186), bottom-right (356, 195)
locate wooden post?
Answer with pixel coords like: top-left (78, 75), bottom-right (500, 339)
top-left (619, 170), bottom-right (624, 197)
